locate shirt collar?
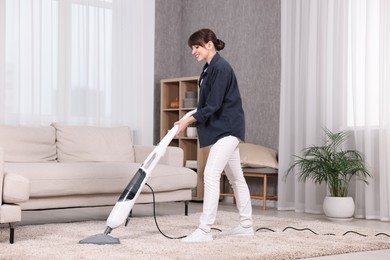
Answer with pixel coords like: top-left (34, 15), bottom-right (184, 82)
top-left (202, 52), bottom-right (220, 72)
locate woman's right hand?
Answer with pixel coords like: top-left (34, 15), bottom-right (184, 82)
top-left (174, 117), bottom-right (196, 135)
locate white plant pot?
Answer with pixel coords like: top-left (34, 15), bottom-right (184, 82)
top-left (323, 196), bottom-right (355, 221)
top-left (186, 127), bottom-right (197, 137)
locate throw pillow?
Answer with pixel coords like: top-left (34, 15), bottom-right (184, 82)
top-left (239, 143), bottom-right (278, 169)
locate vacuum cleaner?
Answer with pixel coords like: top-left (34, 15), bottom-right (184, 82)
top-left (79, 109), bottom-right (196, 245)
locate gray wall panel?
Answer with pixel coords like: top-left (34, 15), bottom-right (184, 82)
top-left (155, 0), bottom-right (281, 150)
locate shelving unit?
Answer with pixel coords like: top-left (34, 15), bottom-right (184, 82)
top-left (160, 76), bottom-right (208, 200)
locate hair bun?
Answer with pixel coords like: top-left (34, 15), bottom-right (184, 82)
top-left (215, 39), bottom-right (225, 51)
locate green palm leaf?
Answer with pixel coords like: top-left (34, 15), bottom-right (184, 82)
top-left (286, 128), bottom-right (371, 197)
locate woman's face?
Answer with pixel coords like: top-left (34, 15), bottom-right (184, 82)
top-left (191, 45), bottom-right (209, 62)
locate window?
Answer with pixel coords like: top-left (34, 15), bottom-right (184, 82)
top-left (5, 0), bottom-right (113, 120)
top-left (347, 0), bottom-right (381, 127)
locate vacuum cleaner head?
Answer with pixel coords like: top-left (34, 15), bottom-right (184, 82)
top-left (79, 233), bottom-right (120, 245)
top-left (79, 226), bottom-right (120, 245)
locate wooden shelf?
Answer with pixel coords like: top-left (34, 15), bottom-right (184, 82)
top-left (160, 76), bottom-right (207, 200)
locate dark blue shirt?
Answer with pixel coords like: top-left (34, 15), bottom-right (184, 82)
top-left (193, 53), bottom-right (245, 148)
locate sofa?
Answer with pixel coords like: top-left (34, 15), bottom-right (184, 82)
top-left (0, 123), bottom-right (197, 243)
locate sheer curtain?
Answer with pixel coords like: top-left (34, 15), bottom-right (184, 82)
top-left (279, 0), bottom-right (390, 221)
top-left (0, 0), bottom-right (155, 145)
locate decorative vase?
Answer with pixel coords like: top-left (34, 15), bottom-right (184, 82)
top-left (186, 127), bottom-right (197, 137)
top-left (170, 97), bottom-right (179, 108)
top-left (323, 196), bottom-right (355, 221)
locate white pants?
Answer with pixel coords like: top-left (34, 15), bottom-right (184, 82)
top-left (199, 135), bottom-right (253, 232)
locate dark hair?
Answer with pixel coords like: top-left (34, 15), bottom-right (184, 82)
top-left (188, 28), bottom-right (225, 51)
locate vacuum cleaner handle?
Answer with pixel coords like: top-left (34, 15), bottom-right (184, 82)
top-left (105, 109), bottom-right (197, 231)
top-left (153, 109), bottom-right (197, 156)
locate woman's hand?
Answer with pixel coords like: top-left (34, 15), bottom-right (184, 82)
top-left (174, 116), bottom-right (196, 135)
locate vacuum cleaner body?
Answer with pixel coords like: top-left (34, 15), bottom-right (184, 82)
top-left (106, 168), bottom-right (146, 229)
top-left (80, 109), bottom-right (196, 245)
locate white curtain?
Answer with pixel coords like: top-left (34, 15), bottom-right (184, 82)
top-left (0, 0), bottom-right (155, 145)
top-left (279, 0), bottom-right (390, 221)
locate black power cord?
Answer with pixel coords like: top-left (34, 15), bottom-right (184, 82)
top-left (376, 233), bottom-right (390, 237)
top-left (145, 183), bottom-right (221, 240)
top-left (141, 183), bottom-right (390, 240)
top-left (256, 226), bottom-right (390, 237)
top-left (146, 183), bottom-right (186, 239)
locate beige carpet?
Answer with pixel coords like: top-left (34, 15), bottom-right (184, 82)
top-left (1, 211), bottom-right (390, 260)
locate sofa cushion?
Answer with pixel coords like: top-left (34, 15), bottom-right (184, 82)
top-left (3, 173), bottom-right (30, 203)
top-left (4, 162), bottom-right (197, 197)
top-left (52, 124), bottom-right (135, 162)
top-left (0, 125), bottom-right (57, 162)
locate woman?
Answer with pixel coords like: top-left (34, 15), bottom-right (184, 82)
top-left (175, 28), bottom-right (253, 242)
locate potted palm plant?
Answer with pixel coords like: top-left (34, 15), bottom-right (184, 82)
top-left (286, 128), bottom-right (371, 220)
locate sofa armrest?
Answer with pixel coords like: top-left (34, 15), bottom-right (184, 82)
top-left (0, 147), bottom-right (30, 204)
top-left (0, 147), bottom-right (4, 204)
top-left (3, 173), bottom-right (30, 204)
top-left (133, 145), bottom-right (184, 167)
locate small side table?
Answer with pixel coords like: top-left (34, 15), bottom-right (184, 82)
top-left (220, 167), bottom-right (278, 210)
